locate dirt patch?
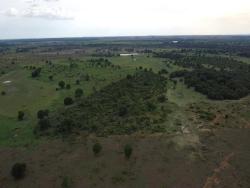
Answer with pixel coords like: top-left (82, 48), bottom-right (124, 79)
top-left (203, 152), bottom-right (234, 188)
top-left (1, 129), bottom-right (250, 188)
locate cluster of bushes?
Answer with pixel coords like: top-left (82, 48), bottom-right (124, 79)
top-left (87, 58), bottom-right (120, 69)
top-left (38, 71), bottom-right (168, 136)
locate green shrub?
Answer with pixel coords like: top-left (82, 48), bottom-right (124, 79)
top-left (38, 118), bottom-right (51, 131)
top-left (93, 143), bottom-right (102, 155)
top-left (57, 119), bottom-right (74, 134)
top-left (58, 81), bottom-right (65, 89)
top-left (11, 163), bottom-right (26, 180)
top-left (124, 144), bottom-right (133, 159)
top-left (1, 91), bottom-right (6, 96)
top-left (66, 84), bottom-right (71, 90)
top-left (37, 109), bottom-right (49, 119)
top-left (76, 79), bottom-right (80, 85)
top-left (75, 88), bottom-right (83, 98)
top-left (157, 95), bottom-right (167, 103)
top-left (119, 106), bottom-right (128, 116)
top-left (48, 75), bottom-right (53, 81)
top-left (64, 97), bottom-right (74, 106)
top-left (18, 111), bottom-right (24, 121)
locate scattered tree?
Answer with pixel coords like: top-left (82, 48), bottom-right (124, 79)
top-left (58, 81), bottom-right (65, 89)
top-left (1, 91), bottom-right (6, 96)
top-left (64, 97), bottom-right (74, 106)
top-left (18, 111), bottom-right (24, 121)
top-left (31, 68), bottom-right (41, 78)
top-left (11, 163), bottom-right (26, 180)
top-left (124, 144), bottom-right (133, 159)
top-left (93, 143), bottom-right (102, 155)
top-left (75, 88), bottom-right (83, 98)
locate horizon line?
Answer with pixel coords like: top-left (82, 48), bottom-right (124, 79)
top-left (1, 34), bottom-right (250, 41)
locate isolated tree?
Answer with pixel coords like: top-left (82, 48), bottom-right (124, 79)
top-left (1, 91), bottom-right (6, 96)
top-left (18, 111), bottom-right (24, 121)
top-left (75, 88), bottom-right (83, 98)
top-left (64, 97), bottom-right (74, 106)
top-left (31, 68), bottom-right (41, 78)
top-left (124, 144), bottom-right (133, 159)
top-left (58, 81), bottom-right (65, 89)
top-left (11, 163), bottom-right (26, 180)
top-left (93, 143), bottom-right (102, 156)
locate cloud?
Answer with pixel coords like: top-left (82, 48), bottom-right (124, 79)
top-left (23, 6), bottom-right (74, 20)
top-left (2, 8), bottom-right (19, 17)
top-left (1, 0), bottom-right (73, 20)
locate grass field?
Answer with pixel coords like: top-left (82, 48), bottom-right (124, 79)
top-left (1, 41), bottom-right (250, 188)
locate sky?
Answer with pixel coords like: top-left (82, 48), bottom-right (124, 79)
top-left (0, 0), bottom-right (250, 39)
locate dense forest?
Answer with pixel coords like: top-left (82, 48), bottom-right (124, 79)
top-left (163, 55), bottom-right (250, 100)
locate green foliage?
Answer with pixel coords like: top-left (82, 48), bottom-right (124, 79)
top-left (56, 119), bottom-right (74, 134)
top-left (124, 144), bottom-right (133, 159)
top-left (1, 91), bottom-right (6, 96)
top-left (76, 79), bottom-right (80, 85)
top-left (66, 84), bottom-right (71, 90)
top-left (157, 95), bottom-right (167, 103)
top-left (18, 111), bottom-right (24, 121)
top-left (58, 81), bottom-right (65, 89)
top-left (11, 163), bottom-right (26, 180)
top-left (37, 109), bottom-right (49, 119)
top-left (37, 118), bottom-right (51, 131)
top-left (118, 106), bottom-right (128, 116)
top-left (46, 71), bottom-right (168, 135)
top-left (61, 176), bottom-right (73, 188)
top-left (31, 68), bottom-right (41, 78)
top-left (199, 111), bottom-right (215, 121)
top-left (92, 143), bottom-right (102, 155)
top-left (64, 97), bottom-right (74, 106)
top-left (146, 102), bottom-right (157, 112)
top-left (48, 75), bottom-right (53, 81)
top-left (75, 88), bottom-right (83, 98)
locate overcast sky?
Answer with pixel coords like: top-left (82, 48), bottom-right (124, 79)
top-left (0, 0), bottom-right (250, 39)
